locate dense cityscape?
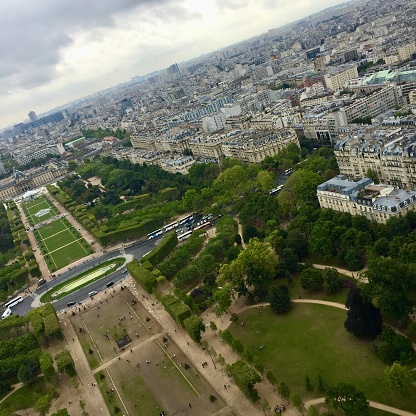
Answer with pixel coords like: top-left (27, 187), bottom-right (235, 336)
top-left (0, 0), bottom-right (416, 415)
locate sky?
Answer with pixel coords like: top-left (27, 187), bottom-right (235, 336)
top-left (0, 0), bottom-right (346, 129)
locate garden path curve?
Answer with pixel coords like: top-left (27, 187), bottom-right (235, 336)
top-left (305, 397), bottom-right (416, 416)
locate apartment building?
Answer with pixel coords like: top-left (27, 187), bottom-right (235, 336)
top-left (221, 129), bottom-right (299, 164)
top-left (340, 85), bottom-right (403, 123)
top-left (334, 128), bottom-right (416, 189)
top-left (317, 175), bottom-right (416, 223)
top-left (302, 111), bottom-right (348, 143)
top-left (324, 65), bottom-right (358, 91)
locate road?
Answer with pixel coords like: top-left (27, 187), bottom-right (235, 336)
top-left (11, 235), bottom-right (164, 317)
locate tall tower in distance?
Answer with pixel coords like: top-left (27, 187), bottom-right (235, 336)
top-left (28, 111), bottom-right (38, 121)
top-left (166, 63), bottom-right (181, 81)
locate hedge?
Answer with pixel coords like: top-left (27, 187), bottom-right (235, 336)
top-left (115, 194), bottom-right (152, 214)
top-left (183, 315), bottom-right (205, 343)
top-left (127, 260), bottom-right (157, 293)
top-left (55, 349), bottom-right (76, 377)
top-left (141, 231), bottom-right (178, 266)
top-left (158, 234), bottom-right (204, 278)
top-left (91, 218), bottom-right (156, 246)
top-left (160, 295), bottom-right (192, 327)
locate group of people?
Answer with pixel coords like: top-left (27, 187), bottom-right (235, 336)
top-left (274, 404), bottom-right (286, 413)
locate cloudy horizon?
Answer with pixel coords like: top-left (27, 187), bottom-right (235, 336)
top-left (1, 0), bottom-right (347, 129)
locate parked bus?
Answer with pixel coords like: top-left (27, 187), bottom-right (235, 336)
top-left (147, 229), bottom-right (163, 240)
top-left (284, 168), bottom-right (293, 176)
top-left (178, 230), bottom-right (193, 242)
top-left (194, 221), bottom-right (211, 231)
top-left (4, 296), bottom-right (23, 309)
top-left (269, 185), bottom-right (283, 196)
top-left (163, 221), bottom-right (178, 232)
top-left (179, 214), bottom-right (194, 225)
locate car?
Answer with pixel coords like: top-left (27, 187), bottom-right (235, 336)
top-left (122, 269), bottom-right (128, 274)
top-left (67, 301), bottom-right (75, 307)
top-left (88, 291), bottom-right (97, 297)
top-left (106, 281), bottom-right (114, 288)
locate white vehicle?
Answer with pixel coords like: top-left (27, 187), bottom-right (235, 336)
top-left (178, 230), bottom-right (193, 242)
top-left (89, 291), bottom-right (98, 297)
top-left (1, 308), bottom-right (12, 320)
top-left (4, 296), bottom-right (23, 309)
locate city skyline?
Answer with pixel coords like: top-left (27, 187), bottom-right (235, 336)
top-left (1, 0), bottom-right (348, 129)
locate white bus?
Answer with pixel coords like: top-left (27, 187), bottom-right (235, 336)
top-left (269, 185), bottom-right (283, 196)
top-left (178, 230), bottom-right (193, 242)
top-left (179, 214), bottom-right (194, 225)
top-left (4, 296), bottom-right (23, 309)
top-left (147, 229), bottom-right (163, 240)
top-left (284, 168), bottom-right (293, 176)
top-left (1, 308), bottom-right (12, 320)
top-left (163, 221), bottom-right (178, 232)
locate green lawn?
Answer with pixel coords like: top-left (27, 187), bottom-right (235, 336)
top-left (31, 217), bottom-right (93, 271)
top-left (229, 304), bottom-right (416, 413)
top-left (37, 219), bottom-right (68, 239)
top-left (23, 196), bottom-right (58, 225)
top-left (0, 377), bottom-right (49, 415)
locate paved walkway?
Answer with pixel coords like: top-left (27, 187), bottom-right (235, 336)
top-left (305, 397), bottom-right (416, 416)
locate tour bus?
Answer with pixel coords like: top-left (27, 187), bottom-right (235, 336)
top-left (269, 185), bottom-right (284, 196)
top-left (147, 229), bottom-right (163, 240)
top-left (4, 296), bottom-right (23, 309)
top-left (284, 168), bottom-right (293, 176)
top-left (163, 221), bottom-right (178, 232)
top-left (178, 214), bottom-right (194, 225)
top-left (177, 230), bottom-right (193, 242)
top-left (194, 221), bottom-right (211, 231)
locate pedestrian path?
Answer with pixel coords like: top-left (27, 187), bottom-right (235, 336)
top-left (305, 397), bottom-right (416, 416)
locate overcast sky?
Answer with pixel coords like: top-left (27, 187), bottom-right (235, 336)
top-left (0, 0), bottom-right (346, 129)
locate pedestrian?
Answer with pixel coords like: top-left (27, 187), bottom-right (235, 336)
top-left (224, 384), bottom-right (227, 389)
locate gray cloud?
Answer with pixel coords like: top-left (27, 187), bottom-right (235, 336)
top-left (0, 0), bottom-right (172, 92)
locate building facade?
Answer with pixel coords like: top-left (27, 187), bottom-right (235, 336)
top-left (317, 175), bottom-right (416, 223)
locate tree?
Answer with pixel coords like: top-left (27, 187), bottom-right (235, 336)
top-left (39, 352), bottom-right (55, 381)
top-left (234, 238), bottom-right (278, 295)
top-left (269, 285), bottom-right (291, 314)
top-left (213, 284), bottom-right (232, 316)
top-left (34, 394), bottom-right (51, 416)
top-left (307, 405), bottom-right (320, 416)
top-left (226, 360), bottom-right (262, 402)
top-left (278, 381), bottom-right (291, 402)
top-left (325, 382), bottom-right (369, 416)
top-left (366, 168), bottom-right (379, 184)
top-left (383, 362), bottom-right (414, 396)
top-left (18, 357), bottom-right (39, 385)
top-left (300, 268), bottom-right (324, 291)
top-left (344, 287), bottom-right (382, 339)
top-left (291, 393), bottom-right (306, 415)
top-left (365, 257), bottom-right (416, 319)
top-left (230, 313), bottom-right (239, 325)
top-left (209, 321), bottom-right (217, 332)
top-left (261, 398), bottom-right (271, 415)
top-left (323, 268), bottom-right (342, 294)
top-left (305, 375), bottom-right (313, 391)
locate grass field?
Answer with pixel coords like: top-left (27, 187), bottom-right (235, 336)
top-left (229, 304), bottom-right (416, 413)
top-left (72, 288), bottom-right (226, 416)
top-left (23, 196), bottom-right (58, 225)
top-left (32, 218), bottom-right (93, 271)
top-left (22, 196), bottom-right (93, 271)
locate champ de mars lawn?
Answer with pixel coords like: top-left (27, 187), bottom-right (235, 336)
top-left (229, 303), bottom-right (416, 413)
